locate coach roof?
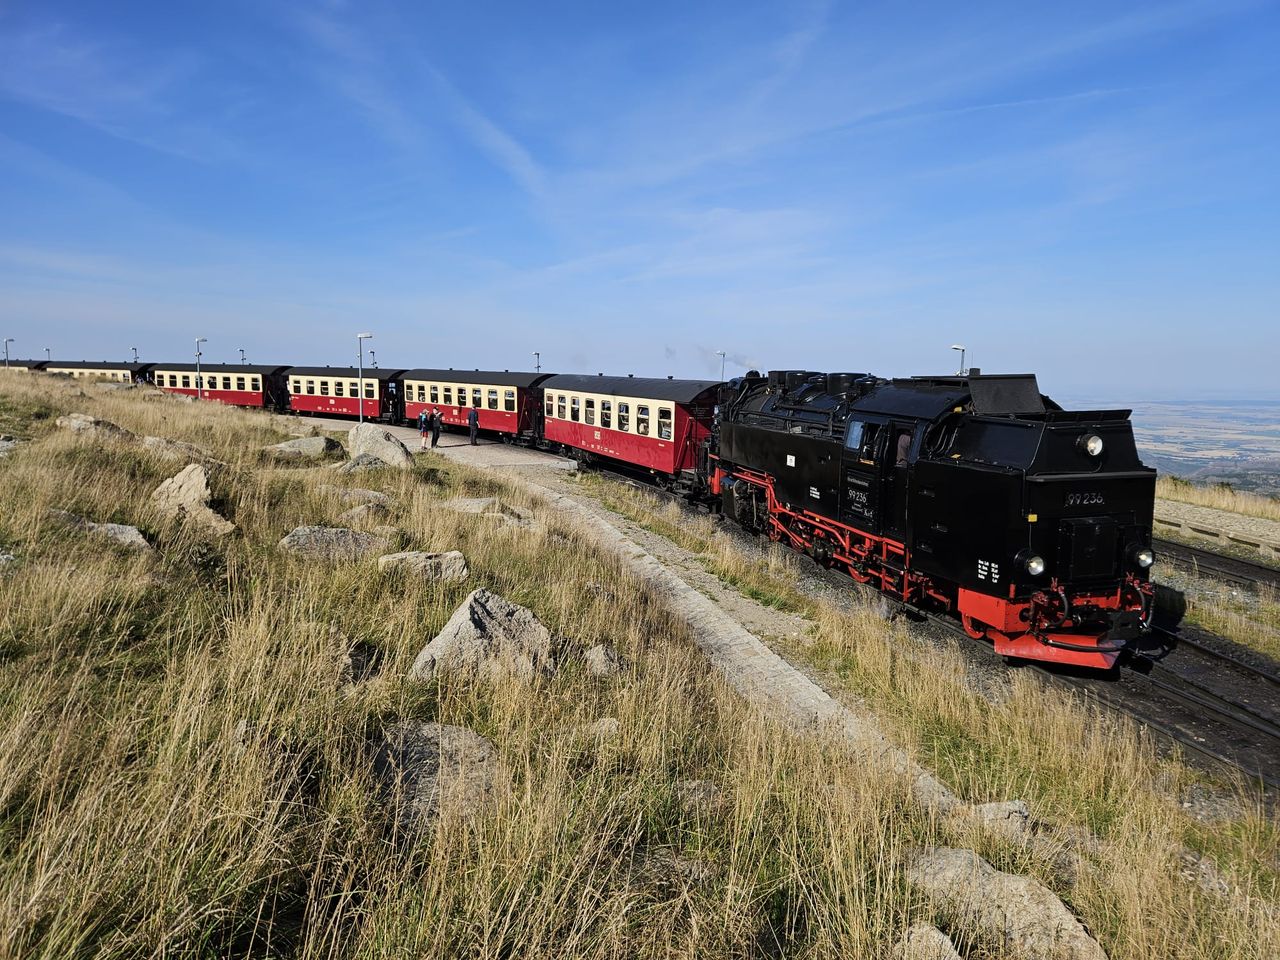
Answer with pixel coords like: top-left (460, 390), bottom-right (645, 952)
top-left (541, 374), bottom-right (722, 403)
top-left (151, 362), bottom-right (289, 375)
top-left (401, 369), bottom-right (552, 388)
top-left (285, 366), bottom-right (404, 380)
top-left (46, 360), bottom-right (153, 373)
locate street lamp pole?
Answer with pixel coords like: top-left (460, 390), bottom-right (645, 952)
top-left (239, 348), bottom-right (247, 364)
top-left (716, 350), bottom-right (726, 380)
top-left (950, 344), bottom-right (966, 376)
top-left (533, 351), bottom-right (540, 373)
top-left (3, 338), bottom-right (12, 369)
top-left (357, 333), bottom-right (373, 423)
top-left (195, 338), bottom-right (207, 399)
top-left (131, 346), bottom-right (139, 363)
top-left (369, 349), bottom-right (377, 369)
top-left (45, 347), bottom-right (51, 362)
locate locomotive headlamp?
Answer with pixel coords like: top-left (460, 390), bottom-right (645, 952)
top-left (1079, 434), bottom-right (1104, 457)
top-left (1024, 554), bottom-right (1046, 576)
top-left (1133, 546), bottom-right (1155, 569)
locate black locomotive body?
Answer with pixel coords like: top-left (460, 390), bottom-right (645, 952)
top-left (712, 369), bottom-right (1156, 668)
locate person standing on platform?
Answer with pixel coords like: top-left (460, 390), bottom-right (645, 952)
top-left (418, 409), bottom-right (429, 450)
top-left (431, 407), bottom-right (442, 448)
top-left (467, 406), bottom-right (479, 445)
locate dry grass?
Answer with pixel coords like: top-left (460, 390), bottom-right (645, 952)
top-left (1157, 475), bottom-right (1280, 523)
top-left (0, 371), bottom-right (1277, 959)
top-left (1185, 586), bottom-right (1280, 662)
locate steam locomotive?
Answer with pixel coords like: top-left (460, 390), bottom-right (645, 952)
top-left (710, 369), bottom-right (1156, 669)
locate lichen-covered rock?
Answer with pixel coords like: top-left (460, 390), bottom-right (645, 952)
top-left (893, 924), bottom-right (963, 960)
top-left (409, 588), bottom-right (557, 681)
top-left (675, 779), bottom-right (725, 816)
top-left (55, 413), bottom-right (135, 441)
top-left (264, 436), bottom-right (341, 460)
top-left (150, 464), bottom-right (235, 536)
top-left (48, 509), bottom-right (152, 553)
top-left (378, 550), bottom-right (468, 582)
top-left (141, 435), bottom-right (222, 465)
top-left (373, 722), bottom-right (501, 837)
top-left (347, 423), bottom-right (413, 469)
top-left (583, 643), bottom-right (627, 678)
top-left (335, 453), bottom-right (392, 474)
top-left (907, 848), bottom-right (1108, 960)
top-left (278, 525), bottom-right (389, 560)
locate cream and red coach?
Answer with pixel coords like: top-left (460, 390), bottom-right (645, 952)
top-left (2, 360), bottom-right (48, 373)
top-left (44, 360), bottom-right (153, 383)
top-left (539, 374), bottom-right (720, 485)
top-left (151, 363), bottom-right (290, 409)
top-left (402, 369), bottom-right (552, 439)
top-left (286, 367), bottom-right (406, 421)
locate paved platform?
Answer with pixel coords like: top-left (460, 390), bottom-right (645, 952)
top-left (299, 416), bottom-right (575, 471)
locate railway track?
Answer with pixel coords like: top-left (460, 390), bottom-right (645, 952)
top-left (1154, 536), bottom-right (1280, 591)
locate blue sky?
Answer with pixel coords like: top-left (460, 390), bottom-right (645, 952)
top-left (1, 1), bottom-right (1277, 399)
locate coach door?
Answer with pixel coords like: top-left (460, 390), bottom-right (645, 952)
top-left (840, 418), bottom-right (886, 533)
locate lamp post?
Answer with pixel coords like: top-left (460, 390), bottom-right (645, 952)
top-left (195, 337), bottom-right (207, 399)
top-left (45, 347), bottom-right (51, 362)
top-left (3, 338), bottom-right (13, 369)
top-left (131, 346), bottom-right (139, 363)
top-left (716, 350), bottom-right (726, 380)
top-left (357, 332), bottom-right (373, 423)
top-left (950, 344), bottom-right (966, 376)
top-left (369, 349), bottom-right (377, 369)
top-left (533, 351), bottom-right (540, 373)
top-left (239, 348), bottom-right (247, 364)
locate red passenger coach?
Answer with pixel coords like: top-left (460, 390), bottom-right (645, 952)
top-left (286, 367), bottom-right (406, 421)
top-left (402, 369), bottom-right (553, 438)
top-left (540, 374), bottom-right (721, 482)
top-left (151, 363), bottom-right (289, 409)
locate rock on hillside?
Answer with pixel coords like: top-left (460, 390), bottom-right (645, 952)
top-left (893, 924), bottom-right (963, 960)
top-left (48, 509), bottom-right (152, 553)
top-left (347, 423), bottom-right (413, 469)
top-left (583, 643), bottom-right (627, 678)
top-left (335, 453), bottom-right (394, 474)
top-left (373, 722), bottom-right (502, 836)
top-left (150, 464), bottom-right (235, 536)
top-left (264, 436), bottom-right (341, 461)
top-left (378, 550), bottom-right (468, 582)
top-left (907, 847), bottom-right (1108, 960)
top-left (55, 413), bottom-right (135, 441)
top-left (278, 525), bottom-right (389, 560)
top-left (410, 588), bottom-right (558, 681)
top-left (141, 435), bottom-right (222, 465)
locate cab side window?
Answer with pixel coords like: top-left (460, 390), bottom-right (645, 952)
top-left (845, 420), bottom-right (881, 462)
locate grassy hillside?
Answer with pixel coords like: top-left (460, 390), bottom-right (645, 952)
top-left (1157, 475), bottom-right (1280, 523)
top-left (0, 371), bottom-right (1276, 959)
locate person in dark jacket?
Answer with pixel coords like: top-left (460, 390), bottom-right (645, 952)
top-left (431, 407), bottom-right (442, 448)
top-left (467, 406), bottom-right (479, 445)
top-left (417, 410), bottom-right (429, 450)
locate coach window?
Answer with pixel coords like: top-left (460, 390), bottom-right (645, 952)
top-left (504, 390), bottom-right (516, 411)
top-left (182, 375), bottom-right (191, 388)
top-left (585, 398), bottom-right (595, 425)
top-left (557, 395), bottom-right (566, 419)
top-left (443, 387), bottom-right (453, 405)
top-left (618, 402), bottom-right (630, 432)
top-left (320, 380), bottom-right (330, 396)
top-left (637, 405), bottom-right (650, 436)
top-left (487, 389), bottom-right (499, 410)
top-left (545, 395), bottom-right (554, 418)
top-left (657, 408), bottom-right (673, 440)
top-left (252, 377), bottom-right (261, 391)
top-left (430, 385), bottom-right (439, 403)
top-left (236, 376), bottom-right (246, 391)
top-left (472, 388), bottom-right (482, 407)
top-left (363, 382), bottom-right (375, 399)
top-left (306, 380), bottom-right (315, 395)
top-left (456, 386), bottom-right (467, 407)
top-left (601, 400), bottom-right (612, 429)
top-left (570, 397), bottom-right (581, 422)
top-left (335, 381), bottom-right (345, 397)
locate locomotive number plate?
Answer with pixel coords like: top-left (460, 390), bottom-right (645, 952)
top-left (1064, 492), bottom-right (1105, 507)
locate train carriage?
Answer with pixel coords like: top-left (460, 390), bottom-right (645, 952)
top-left (540, 374), bottom-right (721, 482)
top-left (44, 360), bottom-right (153, 382)
top-left (402, 369), bottom-right (552, 438)
top-left (286, 367), bottom-right (406, 421)
top-left (151, 363), bottom-right (290, 409)
top-left (2, 360), bottom-right (48, 372)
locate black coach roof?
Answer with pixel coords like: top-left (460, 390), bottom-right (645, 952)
top-left (4, 360), bottom-right (48, 368)
top-left (151, 362), bottom-right (289, 375)
top-left (402, 369), bottom-right (552, 388)
top-left (541, 374), bottom-right (722, 403)
top-left (46, 360), bottom-right (154, 372)
top-left (285, 366), bottom-right (404, 380)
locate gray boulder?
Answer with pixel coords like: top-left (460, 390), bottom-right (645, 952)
top-left (440, 497), bottom-right (532, 523)
top-left (278, 525), bottom-right (389, 560)
top-left (373, 722), bottom-right (501, 836)
top-left (0, 437), bottom-right (19, 459)
top-left (378, 550), bottom-right (468, 582)
top-left (583, 643), bottom-right (627, 678)
top-left (335, 453), bottom-right (392, 474)
top-left (319, 486), bottom-right (392, 507)
top-left (150, 464), bottom-right (235, 536)
top-left (141, 435), bottom-right (222, 465)
top-left (48, 509), bottom-right (152, 553)
top-left (907, 848), bottom-right (1108, 960)
top-left (409, 588), bottom-right (558, 681)
top-left (264, 436), bottom-right (341, 461)
top-left (55, 413), bottom-right (135, 441)
top-left (675, 779), bottom-right (725, 816)
top-left (894, 924), bottom-right (963, 960)
top-left (347, 423), bottom-right (413, 469)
